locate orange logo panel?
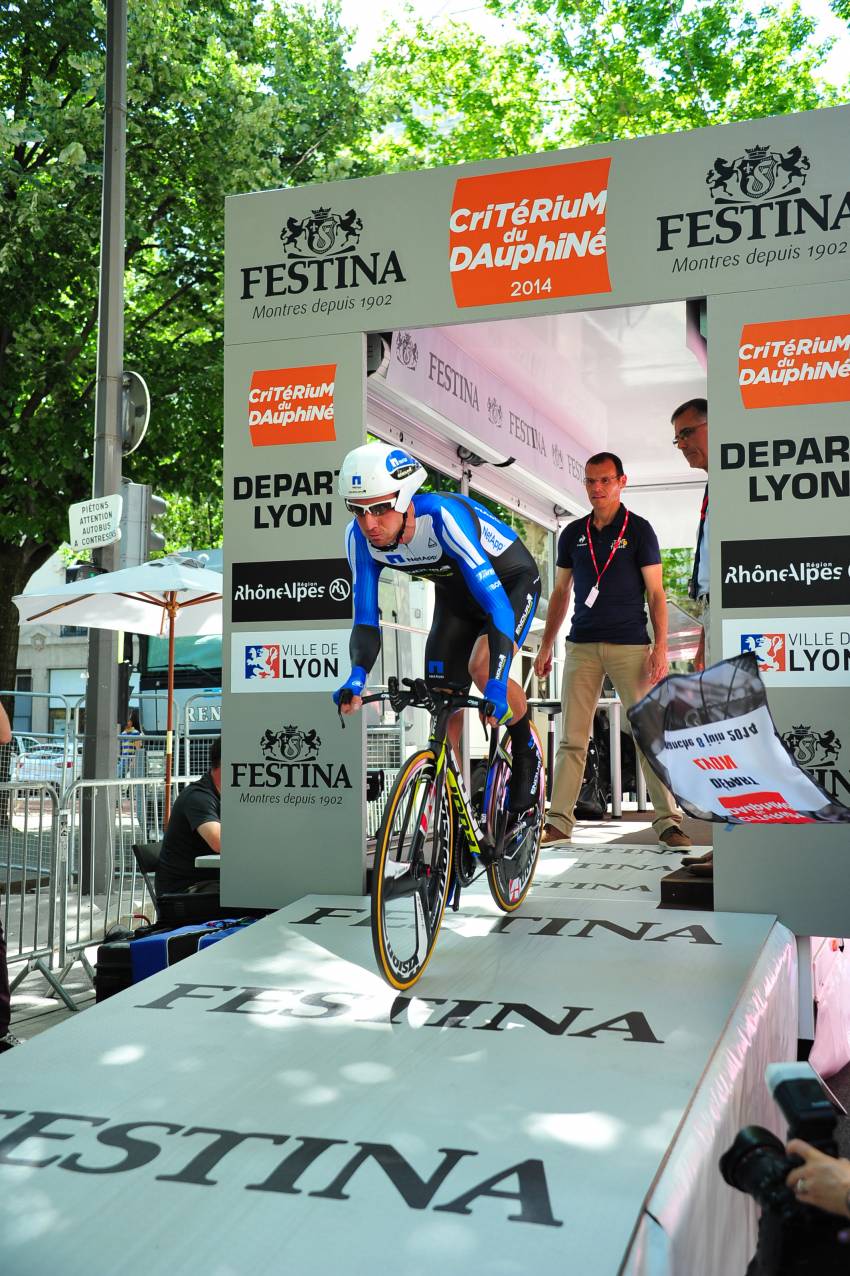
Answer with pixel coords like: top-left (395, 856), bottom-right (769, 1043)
top-left (719, 792), bottom-right (814, 824)
top-left (249, 364), bottom-right (336, 447)
top-left (449, 159), bottom-right (612, 309)
top-left (739, 314), bottom-right (850, 409)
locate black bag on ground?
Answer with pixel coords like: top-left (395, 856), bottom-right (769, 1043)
top-left (95, 939), bottom-right (133, 1002)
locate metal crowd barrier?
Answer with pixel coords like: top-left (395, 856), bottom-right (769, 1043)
top-left (0, 698), bottom-right (85, 794)
top-left (0, 774), bottom-right (193, 1009)
top-left (56, 775), bottom-right (190, 991)
top-left (0, 781), bottom-right (74, 1009)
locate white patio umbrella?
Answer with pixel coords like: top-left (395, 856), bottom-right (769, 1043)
top-left (13, 558), bottom-right (223, 823)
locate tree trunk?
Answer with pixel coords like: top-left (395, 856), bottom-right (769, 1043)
top-left (0, 539), bottom-right (53, 823)
top-left (0, 537), bottom-right (54, 708)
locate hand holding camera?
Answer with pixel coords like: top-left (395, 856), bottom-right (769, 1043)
top-left (720, 1062), bottom-right (847, 1274)
top-left (785, 1138), bottom-right (850, 1221)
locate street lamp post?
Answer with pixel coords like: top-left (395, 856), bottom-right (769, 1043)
top-left (82, 0), bottom-right (127, 891)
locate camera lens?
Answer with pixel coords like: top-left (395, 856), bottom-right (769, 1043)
top-left (720, 1125), bottom-right (789, 1202)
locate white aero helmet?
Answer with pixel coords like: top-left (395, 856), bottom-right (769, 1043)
top-left (338, 441), bottom-right (427, 514)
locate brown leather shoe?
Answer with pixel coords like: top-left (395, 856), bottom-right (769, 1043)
top-left (658, 827), bottom-right (692, 849)
top-left (541, 823), bottom-right (572, 847)
top-left (685, 854), bottom-right (713, 877)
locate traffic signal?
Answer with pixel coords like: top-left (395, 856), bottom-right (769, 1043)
top-left (147, 491), bottom-right (168, 556)
top-left (119, 481), bottom-right (168, 567)
top-left (66, 561), bottom-right (108, 584)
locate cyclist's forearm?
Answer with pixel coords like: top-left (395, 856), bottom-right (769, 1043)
top-left (486, 624), bottom-right (515, 689)
top-left (349, 623), bottom-right (381, 676)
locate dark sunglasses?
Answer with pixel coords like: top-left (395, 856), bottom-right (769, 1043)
top-left (345, 498), bottom-right (398, 517)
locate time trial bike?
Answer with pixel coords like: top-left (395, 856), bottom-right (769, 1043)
top-left (344, 676), bottom-right (545, 990)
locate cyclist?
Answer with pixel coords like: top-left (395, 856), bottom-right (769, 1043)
top-left (333, 441), bottom-right (542, 813)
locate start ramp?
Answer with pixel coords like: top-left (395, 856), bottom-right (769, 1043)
top-left (0, 894), bottom-right (789, 1275)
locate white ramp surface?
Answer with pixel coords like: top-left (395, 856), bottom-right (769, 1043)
top-left (512, 843), bottom-right (683, 902)
top-left (0, 897), bottom-right (777, 1275)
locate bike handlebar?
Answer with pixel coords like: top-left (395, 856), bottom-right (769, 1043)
top-left (381, 676), bottom-right (490, 715)
top-left (338, 676), bottom-right (493, 726)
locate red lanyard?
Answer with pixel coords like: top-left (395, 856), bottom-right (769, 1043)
top-left (586, 509), bottom-right (629, 591)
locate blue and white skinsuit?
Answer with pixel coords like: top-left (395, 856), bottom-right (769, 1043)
top-left (338, 492), bottom-right (540, 722)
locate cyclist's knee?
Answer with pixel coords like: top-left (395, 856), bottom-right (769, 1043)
top-left (507, 679), bottom-right (527, 716)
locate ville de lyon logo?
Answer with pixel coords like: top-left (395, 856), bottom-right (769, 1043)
top-left (706, 144), bottom-right (810, 205)
top-left (281, 207), bottom-right (363, 258)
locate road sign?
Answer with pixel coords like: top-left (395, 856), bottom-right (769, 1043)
top-left (122, 370), bottom-right (150, 455)
top-left (69, 494), bottom-right (124, 551)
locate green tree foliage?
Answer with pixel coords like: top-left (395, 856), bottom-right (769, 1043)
top-left (661, 546), bottom-right (698, 615)
top-left (0, 0), bottom-right (370, 689)
top-left (0, 0), bottom-right (844, 698)
top-left (484, 0), bottom-right (838, 144)
top-left (156, 491), bottom-right (224, 556)
top-left (364, 8), bottom-right (561, 169)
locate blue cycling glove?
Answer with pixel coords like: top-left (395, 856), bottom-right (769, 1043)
top-left (332, 665), bottom-right (367, 707)
top-left (482, 679), bottom-right (512, 724)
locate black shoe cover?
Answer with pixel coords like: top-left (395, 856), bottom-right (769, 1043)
top-left (508, 741), bottom-right (539, 814)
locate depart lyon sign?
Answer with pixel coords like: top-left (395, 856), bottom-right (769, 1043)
top-left (223, 105), bottom-right (850, 934)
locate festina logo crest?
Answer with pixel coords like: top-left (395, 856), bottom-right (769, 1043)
top-left (231, 723), bottom-right (352, 795)
top-left (260, 725), bottom-right (321, 761)
top-left (241, 208), bottom-right (406, 300)
top-left (781, 723), bottom-right (841, 768)
top-left (656, 141), bottom-right (850, 254)
top-left (488, 395), bottom-right (504, 427)
top-left (281, 207), bottom-right (363, 258)
top-left (781, 723), bottom-right (849, 802)
top-left (395, 331), bottom-right (419, 371)
top-left (706, 144), bottom-right (810, 205)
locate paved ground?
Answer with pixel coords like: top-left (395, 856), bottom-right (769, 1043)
top-left (10, 950), bottom-right (97, 1042)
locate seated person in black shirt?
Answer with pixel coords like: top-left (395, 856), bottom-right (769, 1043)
top-left (155, 737), bottom-right (221, 895)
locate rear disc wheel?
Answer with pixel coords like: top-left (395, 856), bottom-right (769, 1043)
top-left (485, 726), bottom-right (544, 912)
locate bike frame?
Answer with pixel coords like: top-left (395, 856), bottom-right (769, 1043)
top-left (352, 678), bottom-right (512, 873)
top-left (426, 699), bottom-right (504, 881)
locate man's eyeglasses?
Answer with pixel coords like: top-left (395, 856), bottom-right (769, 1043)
top-left (345, 498), bottom-right (397, 517)
top-left (673, 423), bottom-right (706, 447)
top-left (584, 475), bottom-right (620, 488)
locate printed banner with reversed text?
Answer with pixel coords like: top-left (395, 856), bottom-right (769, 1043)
top-left (627, 654), bottom-right (850, 824)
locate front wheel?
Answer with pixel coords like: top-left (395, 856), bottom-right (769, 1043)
top-left (371, 751), bottom-right (454, 990)
top-left (485, 725), bottom-right (545, 912)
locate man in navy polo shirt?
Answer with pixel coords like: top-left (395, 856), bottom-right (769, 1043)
top-left (533, 451), bottom-right (691, 848)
